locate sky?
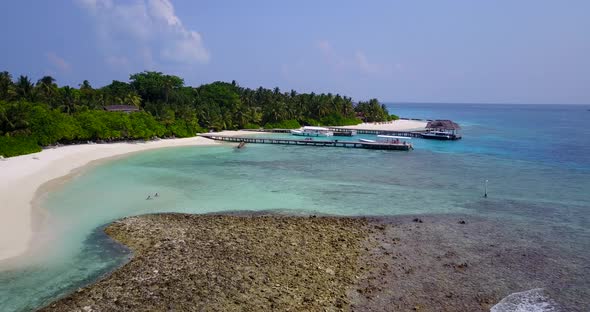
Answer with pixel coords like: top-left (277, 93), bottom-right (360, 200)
top-left (0, 0), bottom-right (589, 104)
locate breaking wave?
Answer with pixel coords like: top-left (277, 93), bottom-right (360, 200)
top-left (491, 288), bottom-right (558, 312)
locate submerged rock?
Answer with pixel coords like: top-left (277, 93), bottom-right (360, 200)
top-left (40, 214), bottom-right (368, 312)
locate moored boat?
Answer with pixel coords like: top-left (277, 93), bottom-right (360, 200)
top-left (290, 126), bottom-right (334, 137)
top-left (421, 120), bottom-right (462, 140)
top-left (359, 135), bottom-right (411, 144)
top-left (376, 135), bottom-right (411, 143)
top-left (333, 129), bottom-right (357, 136)
top-left (359, 135), bottom-right (412, 149)
top-left (420, 131), bottom-right (460, 140)
top-left (359, 135), bottom-right (413, 150)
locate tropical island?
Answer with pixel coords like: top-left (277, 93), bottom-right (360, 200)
top-left (1, 0), bottom-right (588, 310)
top-left (0, 71), bottom-right (397, 157)
top-left (0, 72), bottom-right (584, 311)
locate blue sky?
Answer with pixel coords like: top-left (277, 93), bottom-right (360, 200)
top-left (0, 0), bottom-right (589, 104)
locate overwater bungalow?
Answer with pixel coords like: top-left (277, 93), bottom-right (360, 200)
top-left (422, 120), bottom-right (462, 140)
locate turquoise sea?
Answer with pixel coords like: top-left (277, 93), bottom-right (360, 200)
top-left (1, 103), bottom-right (589, 311)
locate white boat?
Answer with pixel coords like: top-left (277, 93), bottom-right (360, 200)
top-left (290, 126), bottom-right (334, 137)
top-left (377, 135), bottom-right (411, 143)
top-left (420, 131), bottom-right (458, 140)
top-left (359, 135), bottom-right (410, 144)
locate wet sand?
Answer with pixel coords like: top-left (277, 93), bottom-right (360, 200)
top-left (40, 214), bottom-right (588, 311)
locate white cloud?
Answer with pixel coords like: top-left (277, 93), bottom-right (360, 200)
top-left (77, 0), bottom-right (113, 10)
top-left (315, 40), bottom-right (388, 76)
top-left (77, 0), bottom-right (209, 69)
top-left (147, 0), bottom-right (181, 27)
top-left (161, 30), bottom-right (208, 64)
top-left (316, 40), bottom-right (346, 71)
top-left (355, 51), bottom-right (381, 75)
top-left (46, 52), bottom-right (72, 73)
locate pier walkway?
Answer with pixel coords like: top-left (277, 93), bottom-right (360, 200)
top-left (241, 128), bottom-right (425, 138)
top-left (328, 127), bottom-right (424, 137)
top-left (200, 134), bottom-right (413, 151)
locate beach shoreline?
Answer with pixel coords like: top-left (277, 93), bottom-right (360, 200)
top-left (0, 123), bottom-right (429, 264)
top-left (0, 135), bottom-right (234, 263)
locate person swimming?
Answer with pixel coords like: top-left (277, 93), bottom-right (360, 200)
top-left (146, 195), bottom-right (152, 200)
top-left (154, 193), bottom-right (159, 198)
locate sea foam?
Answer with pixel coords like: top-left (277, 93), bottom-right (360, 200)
top-left (491, 288), bottom-right (558, 312)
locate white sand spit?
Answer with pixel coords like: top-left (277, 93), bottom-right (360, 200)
top-left (0, 136), bottom-right (219, 261)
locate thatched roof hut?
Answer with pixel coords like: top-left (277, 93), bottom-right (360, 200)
top-left (426, 120), bottom-right (461, 130)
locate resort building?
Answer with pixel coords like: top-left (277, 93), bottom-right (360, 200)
top-left (103, 105), bottom-right (140, 113)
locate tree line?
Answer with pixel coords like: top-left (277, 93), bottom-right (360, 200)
top-left (0, 71), bottom-right (396, 157)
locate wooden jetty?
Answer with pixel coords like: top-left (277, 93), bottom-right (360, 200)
top-left (329, 127), bottom-right (424, 138)
top-left (240, 128), bottom-right (292, 133)
top-left (200, 134), bottom-right (413, 151)
top-left (241, 127), bottom-right (424, 138)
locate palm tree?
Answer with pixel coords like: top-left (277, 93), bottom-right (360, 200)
top-left (315, 94), bottom-right (330, 118)
top-left (162, 77), bottom-right (176, 104)
top-left (94, 92), bottom-right (107, 108)
top-left (58, 86), bottom-right (80, 114)
top-left (15, 75), bottom-right (34, 101)
top-left (0, 71), bottom-right (15, 100)
top-left (266, 100), bottom-right (287, 123)
top-left (2, 101), bottom-right (31, 133)
top-left (79, 80), bottom-right (92, 91)
top-left (78, 80), bottom-right (98, 109)
top-left (37, 75), bottom-right (55, 87)
top-left (123, 93), bottom-right (142, 107)
top-left (36, 76), bottom-right (57, 104)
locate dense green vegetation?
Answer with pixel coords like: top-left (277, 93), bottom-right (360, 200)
top-left (0, 70), bottom-right (395, 157)
top-left (0, 136), bottom-right (41, 157)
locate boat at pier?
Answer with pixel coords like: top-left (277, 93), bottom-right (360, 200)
top-left (359, 135), bottom-right (412, 150)
top-left (361, 135), bottom-right (411, 143)
top-left (421, 120), bottom-right (462, 140)
top-left (290, 126), bottom-right (334, 137)
top-left (421, 131), bottom-right (461, 140)
top-left (333, 129), bottom-right (357, 136)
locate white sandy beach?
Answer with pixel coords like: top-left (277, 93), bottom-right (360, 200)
top-left (0, 136), bottom-right (230, 261)
top-left (336, 119), bottom-right (427, 131)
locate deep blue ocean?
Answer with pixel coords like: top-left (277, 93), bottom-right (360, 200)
top-left (0, 103), bottom-right (589, 311)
